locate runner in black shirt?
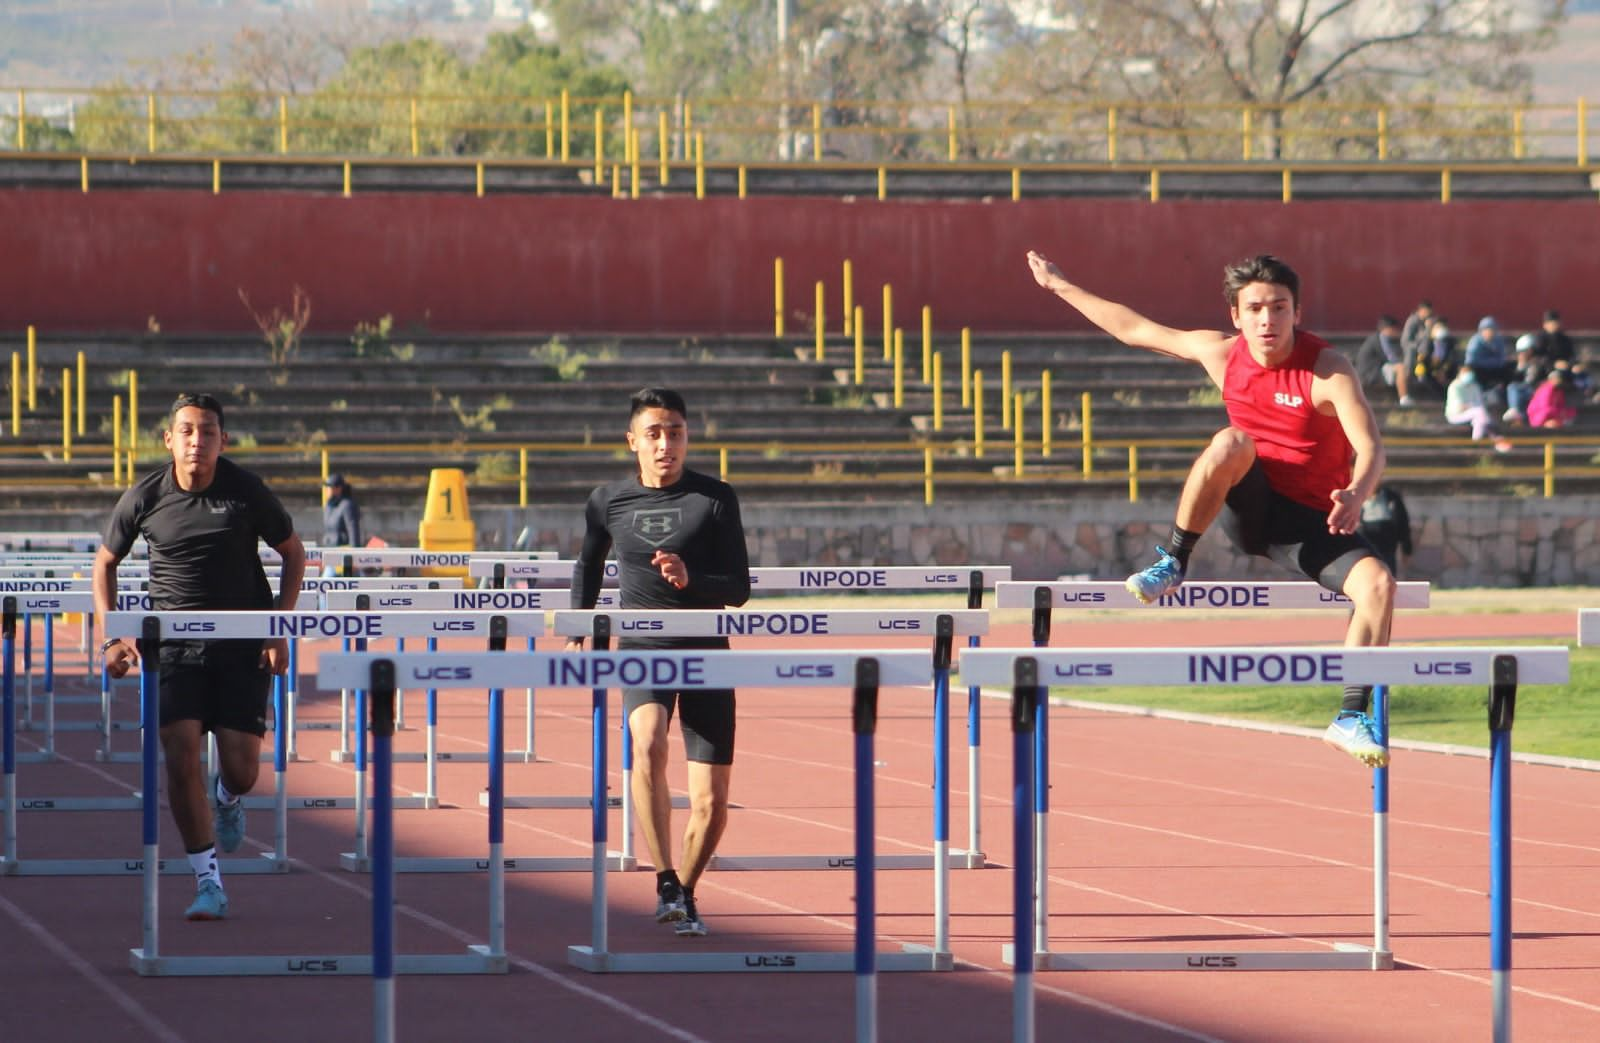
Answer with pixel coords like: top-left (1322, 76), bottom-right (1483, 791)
top-left (93, 393), bottom-right (306, 921)
top-left (568, 387), bottom-right (750, 937)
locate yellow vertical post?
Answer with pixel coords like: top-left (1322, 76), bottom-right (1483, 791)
top-left (80, 156), bottom-right (88, 193)
top-left (738, 165), bottom-right (747, 198)
top-left (774, 258), bottom-right (785, 338)
top-left (278, 95), bottom-right (288, 153)
top-left (1107, 106), bottom-right (1117, 162)
top-left (814, 281), bottom-right (825, 361)
top-left (1377, 108), bottom-right (1389, 161)
top-left (623, 91), bottom-right (633, 162)
top-left (881, 284), bottom-right (893, 361)
top-left (1129, 446), bottom-right (1140, 503)
top-left (212, 158), bottom-right (221, 194)
top-left (1080, 391), bottom-right (1093, 478)
top-left (343, 161), bottom-right (351, 197)
top-left (410, 97), bottom-right (420, 157)
top-left (812, 103), bottom-right (822, 160)
top-left (476, 162), bottom-right (484, 198)
top-left (932, 352), bottom-right (943, 432)
top-left (26, 325), bottom-right (37, 410)
top-left (61, 367), bottom-right (71, 462)
top-left (1282, 168), bottom-right (1292, 204)
top-left (1544, 441), bottom-right (1555, 498)
top-left (877, 166), bottom-right (886, 200)
top-left (658, 110), bottom-right (670, 185)
top-left (892, 329), bottom-right (904, 408)
top-left (684, 102), bottom-right (694, 158)
top-left (1150, 167), bottom-right (1161, 202)
top-left (841, 260), bottom-right (853, 336)
top-left (1011, 168), bottom-right (1020, 201)
top-left (972, 370), bottom-right (985, 459)
top-left (1513, 109), bottom-right (1525, 160)
top-left (1441, 168), bottom-right (1452, 204)
top-left (1578, 97), bottom-right (1589, 165)
top-left (719, 447), bottom-right (728, 481)
top-left (14, 90), bottom-right (23, 150)
top-left (923, 447), bottom-right (934, 507)
top-left (1000, 350), bottom-right (1013, 429)
top-left (146, 94), bottom-right (157, 153)
top-left (1040, 370), bottom-right (1052, 456)
top-left (594, 107), bottom-right (605, 182)
top-left (695, 132), bottom-right (705, 199)
top-left (75, 350), bottom-right (85, 436)
top-left (921, 306), bottom-right (932, 384)
top-left (1241, 106), bottom-right (1253, 160)
top-left (519, 447), bottom-right (528, 507)
top-left (112, 395), bottom-right (123, 484)
top-left (9, 352), bottom-right (19, 435)
top-left (852, 307), bottom-right (864, 385)
top-left (127, 369), bottom-right (138, 471)
top-left (320, 449), bottom-right (330, 495)
top-left (545, 100), bottom-right (554, 158)
top-left (1013, 393), bottom-right (1024, 476)
top-left (630, 129), bottom-right (641, 198)
top-left (611, 164), bottom-right (621, 198)
top-left (560, 89), bottom-right (570, 161)
top-left (947, 106), bottom-right (957, 160)
top-left (960, 328), bottom-right (972, 407)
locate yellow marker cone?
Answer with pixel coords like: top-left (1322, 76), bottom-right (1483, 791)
top-left (418, 468), bottom-right (474, 576)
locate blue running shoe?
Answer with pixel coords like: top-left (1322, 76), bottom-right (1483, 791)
top-left (1323, 711), bottom-right (1389, 768)
top-left (214, 782), bottom-right (245, 854)
top-left (1125, 545), bottom-right (1185, 604)
top-left (184, 879), bottom-right (229, 921)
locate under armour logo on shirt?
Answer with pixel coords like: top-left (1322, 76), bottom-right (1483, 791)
top-left (632, 508), bottom-right (682, 547)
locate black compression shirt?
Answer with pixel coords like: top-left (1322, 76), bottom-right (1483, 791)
top-left (103, 457), bottom-right (294, 611)
top-left (571, 469), bottom-right (751, 649)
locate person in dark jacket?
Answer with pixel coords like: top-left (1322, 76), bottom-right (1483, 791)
top-left (1358, 484), bottom-right (1413, 576)
top-left (322, 474), bottom-right (362, 548)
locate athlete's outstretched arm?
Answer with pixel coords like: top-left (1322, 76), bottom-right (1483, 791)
top-left (1026, 250), bottom-right (1226, 365)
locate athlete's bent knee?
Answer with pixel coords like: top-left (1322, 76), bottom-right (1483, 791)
top-left (1347, 560), bottom-right (1397, 614)
top-left (1204, 427), bottom-right (1258, 465)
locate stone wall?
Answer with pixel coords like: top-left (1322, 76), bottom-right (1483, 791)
top-left (436, 493), bottom-right (1600, 589)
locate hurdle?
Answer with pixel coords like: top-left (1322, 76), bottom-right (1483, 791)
top-left (319, 644), bottom-right (951, 988)
top-left (1578, 608), bottom-right (1600, 646)
top-left (958, 646), bottom-right (1569, 984)
top-left (551, 607), bottom-right (985, 898)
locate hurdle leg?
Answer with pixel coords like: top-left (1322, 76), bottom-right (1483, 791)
top-left (1012, 662), bottom-right (1038, 1043)
top-left (621, 713), bottom-right (634, 864)
top-left (1373, 684), bottom-right (1390, 958)
top-left (1033, 682), bottom-right (1049, 956)
top-left (425, 637), bottom-right (439, 807)
top-left (854, 661), bottom-right (880, 1043)
top-left (99, 665), bottom-right (113, 761)
top-left (42, 613), bottom-right (54, 759)
top-left (487, 686), bottom-right (506, 957)
top-left (1489, 656), bottom-right (1517, 1043)
top-left (353, 686), bottom-right (368, 865)
top-left (22, 613), bottom-right (32, 729)
top-left (932, 661), bottom-right (951, 957)
top-left (523, 635), bottom-right (536, 763)
top-left (967, 634), bottom-right (983, 868)
top-left (285, 638), bottom-right (299, 762)
top-left (393, 637), bottom-right (406, 730)
top-left (272, 675), bottom-right (289, 863)
top-left (370, 667), bottom-right (397, 1043)
top-left (338, 637), bottom-right (352, 757)
top-left (572, 682), bottom-right (609, 964)
top-left (131, 619), bottom-right (162, 971)
top-left (3, 605), bottom-right (16, 870)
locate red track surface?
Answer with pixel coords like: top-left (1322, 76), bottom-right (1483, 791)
top-left (3, 611), bottom-right (1596, 1043)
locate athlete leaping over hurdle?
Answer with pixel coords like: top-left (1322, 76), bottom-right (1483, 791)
top-left (1027, 251), bottom-right (1395, 767)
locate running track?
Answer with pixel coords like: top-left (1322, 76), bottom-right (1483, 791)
top-left (2, 610), bottom-right (1596, 1042)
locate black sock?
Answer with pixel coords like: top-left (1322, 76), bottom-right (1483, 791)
top-left (1166, 526), bottom-right (1201, 569)
top-left (656, 869), bottom-right (680, 894)
top-left (1340, 685), bottom-right (1371, 715)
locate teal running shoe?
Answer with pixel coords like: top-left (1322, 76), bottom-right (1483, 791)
top-left (184, 879), bottom-right (229, 921)
top-left (214, 783), bottom-right (245, 854)
top-left (1323, 711), bottom-right (1389, 768)
top-left (1125, 545), bottom-right (1185, 604)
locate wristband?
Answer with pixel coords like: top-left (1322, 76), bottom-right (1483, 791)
top-left (100, 637), bottom-right (124, 654)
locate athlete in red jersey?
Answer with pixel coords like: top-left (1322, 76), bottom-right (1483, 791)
top-left (1026, 251), bottom-right (1395, 767)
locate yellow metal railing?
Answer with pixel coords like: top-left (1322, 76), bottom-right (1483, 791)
top-left (3, 86), bottom-right (1594, 168)
top-left (5, 435), bottom-right (1596, 506)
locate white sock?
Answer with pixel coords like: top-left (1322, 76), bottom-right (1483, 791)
top-left (216, 776), bottom-right (239, 806)
top-left (187, 846), bottom-right (221, 888)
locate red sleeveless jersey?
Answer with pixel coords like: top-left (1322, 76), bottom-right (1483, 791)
top-left (1221, 330), bottom-right (1352, 510)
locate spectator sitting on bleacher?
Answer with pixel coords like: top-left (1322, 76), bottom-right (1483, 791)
top-left (1413, 317), bottom-right (1458, 395)
top-left (1400, 299), bottom-right (1435, 390)
top-left (1464, 316), bottom-right (1515, 407)
top-left (1528, 367), bottom-right (1580, 429)
top-left (1445, 367), bottom-right (1512, 452)
top-left (1356, 315), bottom-right (1413, 406)
top-left (1503, 335), bottom-right (1541, 425)
top-left (1530, 309), bottom-right (1576, 368)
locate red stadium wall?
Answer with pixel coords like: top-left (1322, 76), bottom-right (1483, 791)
top-left (1, 189), bottom-right (1594, 336)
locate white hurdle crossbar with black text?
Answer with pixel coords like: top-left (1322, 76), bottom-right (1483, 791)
top-left (958, 646), bottom-right (1568, 1043)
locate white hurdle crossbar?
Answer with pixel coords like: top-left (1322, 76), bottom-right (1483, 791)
top-left (958, 647), bottom-right (1569, 986)
top-left (320, 647), bottom-right (949, 992)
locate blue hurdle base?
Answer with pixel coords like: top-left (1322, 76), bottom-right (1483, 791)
top-left (1001, 943), bottom-right (1392, 971)
top-left (567, 943), bottom-right (950, 974)
top-left (130, 945), bottom-right (506, 977)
